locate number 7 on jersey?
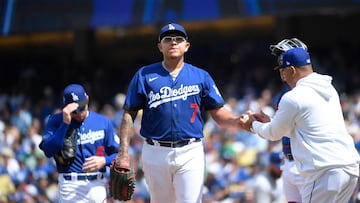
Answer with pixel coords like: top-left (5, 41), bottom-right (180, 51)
top-left (190, 103), bottom-right (199, 123)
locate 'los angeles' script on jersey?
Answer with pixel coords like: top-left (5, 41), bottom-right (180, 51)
top-left (148, 84), bottom-right (200, 108)
top-left (77, 130), bottom-right (105, 145)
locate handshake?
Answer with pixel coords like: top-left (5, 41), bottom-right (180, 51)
top-left (238, 111), bottom-right (271, 132)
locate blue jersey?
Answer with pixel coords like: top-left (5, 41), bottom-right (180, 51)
top-left (40, 111), bottom-right (119, 173)
top-left (124, 62), bottom-right (225, 141)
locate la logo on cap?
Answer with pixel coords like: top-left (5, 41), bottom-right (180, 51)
top-left (168, 24), bottom-right (175, 30)
top-left (71, 92), bottom-right (79, 101)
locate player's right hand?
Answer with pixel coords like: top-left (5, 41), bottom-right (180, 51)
top-left (63, 103), bottom-right (79, 124)
top-left (252, 110), bottom-right (270, 123)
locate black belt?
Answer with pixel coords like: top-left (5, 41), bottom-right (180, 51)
top-left (146, 138), bottom-right (201, 148)
top-left (62, 173), bottom-right (104, 181)
top-left (285, 153), bottom-right (294, 161)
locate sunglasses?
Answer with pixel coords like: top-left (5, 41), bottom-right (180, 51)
top-left (160, 36), bottom-right (186, 44)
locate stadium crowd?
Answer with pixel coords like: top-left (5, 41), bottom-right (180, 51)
top-left (0, 39), bottom-right (360, 203)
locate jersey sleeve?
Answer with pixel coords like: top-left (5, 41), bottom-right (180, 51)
top-left (253, 93), bottom-right (298, 141)
top-left (201, 72), bottom-right (225, 110)
top-left (39, 114), bottom-right (69, 157)
top-left (123, 68), bottom-right (147, 111)
top-left (103, 118), bottom-right (120, 166)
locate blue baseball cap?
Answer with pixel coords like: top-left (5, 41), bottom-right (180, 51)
top-left (158, 23), bottom-right (188, 42)
top-left (63, 84), bottom-right (88, 111)
top-left (269, 152), bottom-right (282, 169)
top-left (274, 47), bottom-right (311, 70)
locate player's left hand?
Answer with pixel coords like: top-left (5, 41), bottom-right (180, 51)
top-left (82, 156), bottom-right (106, 172)
top-left (109, 155), bottom-right (136, 201)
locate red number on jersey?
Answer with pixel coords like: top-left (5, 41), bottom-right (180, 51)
top-left (190, 103), bottom-right (199, 123)
top-left (96, 146), bottom-right (105, 156)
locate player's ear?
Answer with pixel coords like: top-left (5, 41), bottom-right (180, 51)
top-left (184, 42), bottom-right (190, 52)
top-left (157, 42), bottom-right (163, 53)
top-left (290, 66), bottom-right (297, 76)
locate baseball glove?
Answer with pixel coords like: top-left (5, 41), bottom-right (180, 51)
top-left (55, 128), bottom-right (77, 166)
top-left (109, 155), bottom-right (136, 201)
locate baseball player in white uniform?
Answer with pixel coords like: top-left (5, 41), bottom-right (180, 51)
top-left (270, 38), bottom-right (308, 203)
top-left (241, 47), bottom-right (360, 203)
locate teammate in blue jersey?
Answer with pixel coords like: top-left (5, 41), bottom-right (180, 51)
top-left (39, 84), bottom-right (120, 202)
top-left (116, 23), bottom-right (243, 203)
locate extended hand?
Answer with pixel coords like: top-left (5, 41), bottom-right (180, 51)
top-left (240, 114), bottom-right (254, 132)
top-left (252, 110), bottom-right (271, 123)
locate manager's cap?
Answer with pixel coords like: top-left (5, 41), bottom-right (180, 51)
top-left (63, 84), bottom-right (88, 110)
top-left (274, 47), bottom-right (311, 70)
top-left (158, 23), bottom-right (188, 42)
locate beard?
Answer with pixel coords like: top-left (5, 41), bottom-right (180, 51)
top-left (269, 169), bottom-right (282, 179)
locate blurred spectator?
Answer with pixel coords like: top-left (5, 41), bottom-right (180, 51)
top-left (22, 118), bottom-right (43, 155)
top-left (33, 171), bottom-right (56, 203)
top-left (100, 103), bottom-right (116, 120)
top-left (245, 152), bottom-right (286, 203)
top-left (10, 99), bottom-right (32, 137)
top-left (2, 125), bottom-right (21, 148)
top-left (0, 146), bottom-right (20, 182)
top-left (132, 168), bottom-right (150, 203)
top-left (12, 159), bottom-right (30, 185)
top-left (0, 169), bottom-right (16, 202)
top-left (112, 93), bottom-right (126, 129)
